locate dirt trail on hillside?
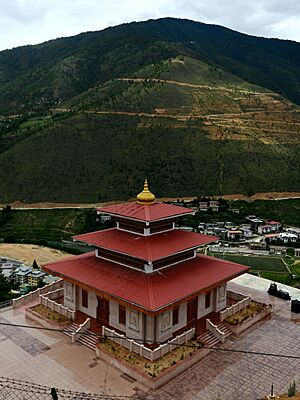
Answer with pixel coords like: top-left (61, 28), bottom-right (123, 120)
top-left (116, 77), bottom-right (272, 95)
top-left (1, 192), bottom-right (299, 210)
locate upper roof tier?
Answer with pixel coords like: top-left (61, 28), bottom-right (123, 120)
top-left (97, 179), bottom-right (194, 222)
top-left (97, 201), bottom-right (194, 222)
top-left (73, 228), bottom-right (218, 261)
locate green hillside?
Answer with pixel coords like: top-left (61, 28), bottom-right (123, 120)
top-left (1, 18), bottom-right (300, 114)
top-left (0, 18), bottom-right (299, 203)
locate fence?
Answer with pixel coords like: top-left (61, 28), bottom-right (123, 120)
top-left (0, 377), bottom-right (136, 399)
top-left (206, 319), bottom-right (226, 343)
top-left (39, 295), bottom-right (75, 320)
top-left (0, 300), bottom-right (13, 310)
top-left (72, 318), bottom-right (90, 343)
top-left (220, 296), bottom-right (251, 322)
top-left (12, 280), bottom-right (64, 308)
top-left (102, 326), bottom-right (195, 362)
top-left (209, 245), bottom-right (269, 256)
top-left (42, 288), bottom-right (64, 300)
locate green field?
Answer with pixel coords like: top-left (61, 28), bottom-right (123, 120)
top-left (210, 253), bottom-right (295, 285)
top-left (211, 253), bottom-right (287, 272)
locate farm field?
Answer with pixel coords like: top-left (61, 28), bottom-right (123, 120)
top-left (210, 253), bottom-right (295, 285)
top-left (211, 254), bottom-right (287, 272)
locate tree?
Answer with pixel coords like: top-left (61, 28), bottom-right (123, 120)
top-left (32, 259), bottom-right (39, 270)
top-left (0, 271), bottom-right (14, 302)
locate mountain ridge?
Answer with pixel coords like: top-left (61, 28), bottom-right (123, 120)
top-left (0, 18), bottom-right (299, 202)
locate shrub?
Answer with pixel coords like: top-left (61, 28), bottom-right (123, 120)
top-left (287, 380), bottom-right (296, 397)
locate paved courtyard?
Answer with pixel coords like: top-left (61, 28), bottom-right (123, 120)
top-left (0, 281), bottom-right (300, 399)
top-left (0, 305), bottom-right (145, 397)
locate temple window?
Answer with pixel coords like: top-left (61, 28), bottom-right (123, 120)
top-left (82, 289), bottom-right (88, 308)
top-left (205, 292), bottom-right (211, 309)
top-left (119, 305), bottom-right (126, 325)
top-left (173, 307), bottom-right (179, 325)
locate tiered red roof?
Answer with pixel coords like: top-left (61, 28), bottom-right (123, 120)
top-left (73, 228), bottom-right (218, 261)
top-left (97, 202), bottom-right (194, 222)
top-left (43, 253), bottom-right (249, 312)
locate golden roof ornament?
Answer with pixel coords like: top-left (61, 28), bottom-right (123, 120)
top-left (136, 179), bottom-right (156, 205)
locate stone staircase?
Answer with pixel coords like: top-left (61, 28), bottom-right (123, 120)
top-left (198, 322), bottom-right (232, 348)
top-left (63, 322), bottom-right (99, 351)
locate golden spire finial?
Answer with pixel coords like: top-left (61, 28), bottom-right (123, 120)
top-left (136, 179), bottom-right (156, 205)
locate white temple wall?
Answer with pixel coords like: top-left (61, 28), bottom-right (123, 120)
top-left (109, 300), bottom-right (126, 334)
top-left (198, 291), bottom-right (213, 319)
top-left (125, 307), bottom-right (144, 341)
top-left (156, 302), bottom-right (187, 343)
top-left (214, 283), bottom-right (227, 312)
top-left (63, 281), bottom-right (76, 310)
top-left (145, 315), bottom-right (155, 342)
top-left (78, 288), bottom-right (97, 318)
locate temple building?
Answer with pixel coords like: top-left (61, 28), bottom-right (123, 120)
top-left (43, 180), bottom-right (249, 345)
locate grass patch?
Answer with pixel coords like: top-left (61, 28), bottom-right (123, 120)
top-left (212, 254), bottom-right (287, 272)
top-left (98, 337), bottom-right (203, 377)
top-left (31, 304), bottom-right (70, 323)
top-left (259, 271), bottom-right (294, 286)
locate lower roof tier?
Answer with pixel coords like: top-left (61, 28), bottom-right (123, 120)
top-left (73, 228), bottom-right (219, 262)
top-left (42, 252), bottom-right (249, 313)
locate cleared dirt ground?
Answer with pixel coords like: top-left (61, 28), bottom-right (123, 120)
top-left (0, 243), bottom-right (70, 265)
top-left (1, 192), bottom-right (300, 210)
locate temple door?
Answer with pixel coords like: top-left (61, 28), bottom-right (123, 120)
top-left (97, 297), bottom-right (110, 326)
top-left (187, 298), bottom-right (198, 327)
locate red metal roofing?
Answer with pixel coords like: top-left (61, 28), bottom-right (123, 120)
top-left (97, 202), bottom-right (194, 222)
top-left (73, 229), bottom-right (218, 261)
top-left (42, 253), bottom-right (249, 312)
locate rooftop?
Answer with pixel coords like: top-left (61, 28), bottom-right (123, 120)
top-left (98, 201), bottom-right (194, 222)
top-left (98, 180), bottom-right (195, 222)
top-left (73, 228), bottom-right (218, 261)
top-left (43, 252), bottom-right (249, 312)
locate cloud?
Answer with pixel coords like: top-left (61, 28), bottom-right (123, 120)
top-left (0, 0), bottom-right (299, 51)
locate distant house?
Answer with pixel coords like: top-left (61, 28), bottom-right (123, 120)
top-left (269, 246), bottom-right (287, 256)
top-left (250, 242), bottom-right (267, 250)
top-left (240, 227), bottom-right (253, 238)
top-left (267, 221), bottom-right (281, 231)
top-left (229, 208), bottom-right (240, 214)
top-left (257, 225), bottom-right (272, 235)
top-left (209, 201), bottom-right (219, 212)
top-left (279, 232), bottom-right (298, 243)
top-left (286, 227), bottom-right (300, 239)
top-left (28, 270), bottom-right (46, 286)
top-left (97, 214), bottom-right (112, 223)
top-left (295, 249), bottom-right (300, 257)
top-left (246, 216), bottom-right (263, 232)
top-left (13, 266), bottom-right (32, 285)
top-left (226, 230), bottom-right (243, 241)
top-left (199, 202), bottom-right (208, 211)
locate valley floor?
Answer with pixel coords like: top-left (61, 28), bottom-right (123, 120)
top-left (0, 243), bottom-right (70, 265)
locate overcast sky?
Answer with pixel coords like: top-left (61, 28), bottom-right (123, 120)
top-left (0, 0), bottom-right (300, 51)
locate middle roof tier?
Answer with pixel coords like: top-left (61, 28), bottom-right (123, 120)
top-left (73, 228), bottom-right (218, 262)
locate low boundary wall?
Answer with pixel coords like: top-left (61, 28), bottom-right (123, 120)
top-left (102, 326), bottom-right (195, 362)
top-left (12, 279), bottom-right (63, 308)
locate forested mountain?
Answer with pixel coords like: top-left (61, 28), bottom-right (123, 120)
top-left (0, 18), bottom-right (299, 202)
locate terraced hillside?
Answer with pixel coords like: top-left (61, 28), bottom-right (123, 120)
top-left (0, 19), bottom-right (299, 202)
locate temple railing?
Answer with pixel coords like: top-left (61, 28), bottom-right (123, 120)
top-left (206, 319), bottom-right (226, 343)
top-left (220, 297), bottom-right (251, 322)
top-left (102, 326), bottom-right (195, 362)
top-left (39, 295), bottom-right (75, 320)
top-left (72, 318), bottom-right (91, 343)
top-left (42, 288), bottom-right (64, 300)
